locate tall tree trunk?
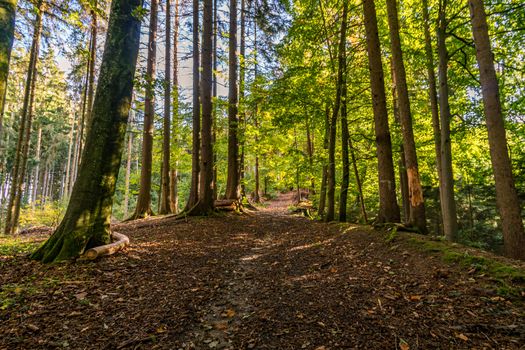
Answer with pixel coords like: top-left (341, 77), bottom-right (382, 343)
top-left (212, 0), bottom-right (218, 200)
top-left (339, 75), bottom-right (349, 222)
top-left (362, 0), bottom-right (400, 224)
top-left (349, 135), bottom-right (368, 223)
top-left (159, 0), bottom-right (172, 214)
top-left (170, 0), bottom-right (180, 213)
top-left (0, 0), bottom-right (17, 142)
top-left (239, 0), bottom-right (246, 198)
top-left (192, 0), bottom-right (214, 213)
top-left (131, 0), bottom-right (158, 219)
top-left (123, 107), bottom-right (134, 218)
top-left (186, 0), bottom-right (200, 209)
top-left (390, 60), bottom-right (410, 223)
top-left (385, 0), bottom-right (427, 232)
top-left (31, 125), bottom-right (42, 208)
top-left (469, 0), bottom-right (525, 260)
top-left (64, 115), bottom-right (75, 199)
top-left (84, 3), bottom-right (98, 139)
top-left (4, 0), bottom-right (43, 234)
top-left (325, 0), bottom-right (348, 222)
top-left (422, 0), bottom-right (443, 223)
top-left (318, 106), bottom-right (329, 217)
top-left (31, 0), bottom-right (143, 263)
top-left (306, 119), bottom-right (315, 193)
top-left (253, 20), bottom-right (261, 203)
top-left (225, 0), bottom-right (240, 200)
top-left (437, 0), bottom-right (458, 240)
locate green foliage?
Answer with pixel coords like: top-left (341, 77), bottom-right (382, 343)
top-left (18, 200), bottom-right (66, 228)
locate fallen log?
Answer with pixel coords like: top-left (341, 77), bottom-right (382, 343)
top-left (214, 199), bottom-right (240, 211)
top-left (81, 232), bottom-right (130, 260)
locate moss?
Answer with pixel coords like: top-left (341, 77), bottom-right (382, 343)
top-left (406, 236), bottom-right (525, 296)
top-left (0, 235), bottom-right (43, 257)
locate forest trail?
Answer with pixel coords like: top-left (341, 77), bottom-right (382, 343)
top-left (1, 193), bottom-right (524, 349)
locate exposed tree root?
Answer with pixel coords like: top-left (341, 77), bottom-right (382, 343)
top-left (80, 232), bottom-right (130, 260)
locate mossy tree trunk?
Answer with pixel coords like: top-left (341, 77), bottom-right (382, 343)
top-left (31, 0), bottom-right (143, 263)
top-left (338, 0), bottom-right (349, 223)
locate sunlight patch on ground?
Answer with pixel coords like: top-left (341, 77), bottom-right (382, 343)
top-left (289, 238), bottom-right (336, 252)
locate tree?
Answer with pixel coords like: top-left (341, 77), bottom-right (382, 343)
top-left (362, 0), bottom-right (400, 224)
top-left (193, 0), bottom-right (214, 213)
top-left (0, 0), bottom-right (17, 141)
top-left (130, 0), bottom-right (158, 219)
top-left (338, 0), bottom-right (349, 222)
top-left (437, 0), bottom-right (458, 240)
top-left (469, 0), bottom-right (525, 260)
top-left (159, 0), bottom-right (172, 214)
top-left (225, 0), bottom-right (240, 200)
top-left (31, 0), bottom-right (143, 262)
top-left (325, 0), bottom-right (347, 222)
top-left (186, 0), bottom-right (200, 210)
top-left (385, 0), bottom-right (427, 232)
top-left (4, 0), bottom-right (44, 234)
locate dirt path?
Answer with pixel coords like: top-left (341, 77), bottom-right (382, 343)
top-left (1, 193), bottom-right (524, 349)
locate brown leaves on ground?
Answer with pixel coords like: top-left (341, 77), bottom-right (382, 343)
top-left (0, 194), bottom-right (524, 349)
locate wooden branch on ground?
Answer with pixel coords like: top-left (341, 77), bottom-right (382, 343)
top-left (214, 199), bottom-right (240, 211)
top-left (81, 232), bottom-right (130, 260)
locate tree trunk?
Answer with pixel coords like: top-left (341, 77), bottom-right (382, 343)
top-left (31, 125), bottom-right (42, 208)
top-left (212, 0), bottom-right (218, 200)
top-left (339, 4), bottom-right (349, 222)
top-left (170, 0), bottom-right (180, 213)
top-left (159, 0), bottom-right (172, 214)
top-left (131, 0), bottom-right (157, 219)
top-left (192, 0), bottom-right (214, 214)
top-left (437, 0), bottom-right (458, 240)
top-left (84, 3), bottom-right (98, 139)
top-left (225, 0), bottom-right (240, 200)
top-left (123, 107), bottom-right (134, 218)
top-left (422, 0), bottom-right (443, 223)
top-left (325, 0), bottom-right (348, 222)
top-left (186, 0), bottom-right (200, 209)
top-left (385, 0), bottom-right (427, 232)
top-left (318, 106), bottom-right (329, 217)
top-left (4, 0), bottom-right (43, 234)
top-left (349, 135), bottom-right (368, 223)
top-left (0, 0), bottom-right (17, 142)
top-left (469, 0), bottom-right (525, 260)
top-left (362, 0), bottom-right (400, 224)
top-left (64, 115), bottom-right (75, 199)
top-left (238, 0), bottom-right (246, 198)
top-left (31, 0), bottom-right (143, 263)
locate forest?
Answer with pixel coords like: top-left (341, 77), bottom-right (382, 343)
top-left (0, 0), bottom-right (524, 348)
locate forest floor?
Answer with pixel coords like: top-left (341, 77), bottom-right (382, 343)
top-left (1, 193), bottom-right (524, 349)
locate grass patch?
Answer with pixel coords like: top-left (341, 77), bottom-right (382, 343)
top-left (0, 235), bottom-right (43, 257)
top-left (406, 236), bottom-right (525, 297)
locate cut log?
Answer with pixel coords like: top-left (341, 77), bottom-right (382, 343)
top-left (81, 232), bottom-right (130, 260)
top-left (214, 199), bottom-right (240, 211)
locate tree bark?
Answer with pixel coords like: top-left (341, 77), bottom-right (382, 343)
top-left (4, 0), bottom-right (43, 234)
top-left (192, 0), bottom-right (214, 214)
top-left (362, 0), bottom-right (400, 224)
top-left (422, 0), bottom-right (443, 222)
top-left (325, 0), bottom-right (348, 222)
top-left (84, 3), bottom-right (98, 139)
top-left (212, 0), bottom-right (218, 200)
top-left (339, 2), bottom-right (349, 222)
top-left (123, 107), bottom-right (134, 218)
top-left (318, 106), bottom-right (329, 217)
top-left (186, 0), bottom-right (200, 209)
top-left (437, 0), bottom-right (458, 240)
top-left (469, 0), bottom-right (525, 260)
top-left (225, 0), bottom-right (240, 200)
top-left (131, 0), bottom-right (157, 219)
top-left (31, 0), bottom-right (143, 262)
top-left (0, 0), bottom-right (17, 142)
top-left (159, 0), bottom-right (172, 214)
top-left (170, 0), bottom-right (180, 213)
top-left (385, 0), bottom-right (427, 233)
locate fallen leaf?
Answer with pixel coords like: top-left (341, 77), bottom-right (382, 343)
top-left (399, 340), bottom-right (409, 350)
top-left (456, 333), bottom-right (469, 341)
top-left (409, 295), bottom-right (422, 301)
top-left (74, 292), bottom-right (87, 300)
